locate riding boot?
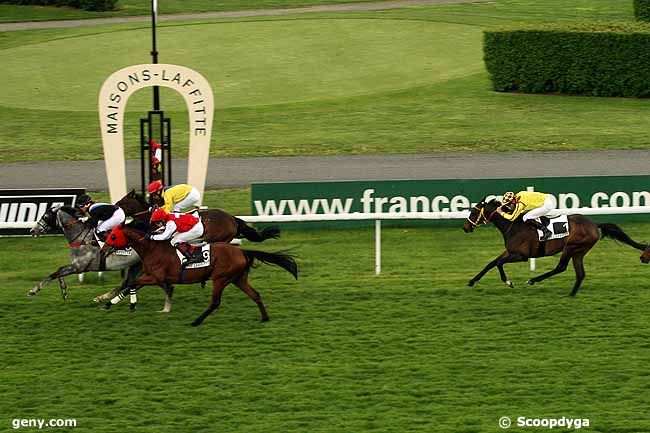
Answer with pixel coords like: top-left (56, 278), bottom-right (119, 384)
top-left (527, 219), bottom-right (552, 240)
top-left (176, 242), bottom-right (202, 268)
top-left (95, 230), bottom-right (108, 242)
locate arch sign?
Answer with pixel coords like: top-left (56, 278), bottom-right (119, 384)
top-left (98, 63), bottom-right (214, 203)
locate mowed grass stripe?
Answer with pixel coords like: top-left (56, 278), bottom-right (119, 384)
top-left (1, 1), bottom-right (647, 162)
top-left (3, 221), bottom-right (650, 432)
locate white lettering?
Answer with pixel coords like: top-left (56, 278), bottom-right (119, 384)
top-left (591, 192), bottom-right (608, 208)
top-left (388, 196), bottom-right (407, 213)
top-left (431, 195), bottom-right (449, 212)
top-left (361, 189), bottom-right (374, 213)
top-left (559, 193), bottom-right (580, 209)
top-left (633, 191), bottom-right (650, 206)
top-left (450, 195), bottom-right (470, 212)
top-left (410, 196), bottom-right (429, 212)
top-left (610, 191), bottom-right (630, 207)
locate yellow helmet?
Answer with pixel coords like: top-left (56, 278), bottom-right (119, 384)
top-left (502, 191), bottom-right (515, 204)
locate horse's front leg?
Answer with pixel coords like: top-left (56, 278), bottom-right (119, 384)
top-left (28, 265), bottom-right (79, 297)
top-left (469, 251), bottom-right (525, 287)
top-left (468, 251), bottom-right (508, 287)
top-left (58, 277), bottom-right (68, 300)
top-left (159, 284), bottom-right (174, 313)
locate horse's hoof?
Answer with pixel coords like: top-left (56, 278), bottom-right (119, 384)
top-left (527, 280), bottom-right (535, 286)
top-left (467, 280), bottom-right (475, 287)
top-left (129, 304), bottom-right (136, 312)
top-left (505, 280), bottom-right (514, 288)
top-left (261, 317), bottom-right (270, 322)
top-left (102, 303), bottom-right (112, 311)
top-left (27, 291), bottom-right (37, 297)
top-left (189, 321), bottom-right (201, 327)
top-left (93, 297), bottom-right (102, 303)
top-left (157, 309), bottom-right (171, 313)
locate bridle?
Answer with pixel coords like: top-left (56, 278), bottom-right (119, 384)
top-left (466, 204), bottom-right (497, 228)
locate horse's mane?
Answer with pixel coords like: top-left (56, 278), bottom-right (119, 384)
top-left (126, 219), bottom-right (149, 232)
top-left (58, 206), bottom-right (80, 217)
top-left (132, 192), bottom-right (148, 206)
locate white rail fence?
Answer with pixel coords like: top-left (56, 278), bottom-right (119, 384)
top-left (240, 206), bottom-right (650, 275)
top-left (6, 206), bottom-right (650, 275)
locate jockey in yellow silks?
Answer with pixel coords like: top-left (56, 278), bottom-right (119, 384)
top-left (147, 181), bottom-right (200, 213)
top-left (497, 191), bottom-right (555, 239)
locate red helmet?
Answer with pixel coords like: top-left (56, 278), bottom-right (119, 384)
top-left (150, 208), bottom-right (169, 223)
top-left (147, 180), bottom-right (163, 194)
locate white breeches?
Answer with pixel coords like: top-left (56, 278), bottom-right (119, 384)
top-left (522, 196), bottom-right (555, 221)
top-left (170, 221), bottom-right (204, 246)
top-left (173, 188), bottom-right (200, 212)
top-left (97, 208), bottom-right (126, 232)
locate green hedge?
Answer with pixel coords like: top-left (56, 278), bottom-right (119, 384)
top-left (634, 0), bottom-right (650, 22)
top-left (0, 0), bottom-right (117, 11)
top-left (484, 23), bottom-right (650, 97)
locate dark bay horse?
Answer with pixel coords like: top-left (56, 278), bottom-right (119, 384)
top-left (641, 246), bottom-right (650, 263)
top-left (29, 205), bottom-right (144, 302)
top-left (463, 198), bottom-right (647, 296)
top-left (102, 224), bottom-right (298, 326)
top-left (116, 190), bottom-right (280, 243)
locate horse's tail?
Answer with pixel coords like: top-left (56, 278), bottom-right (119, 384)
top-left (243, 249), bottom-right (298, 280)
top-left (235, 217), bottom-right (281, 242)
top-left (598, 223), bottom-right (647, 251)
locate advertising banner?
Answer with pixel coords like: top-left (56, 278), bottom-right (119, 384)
top-left (251, 176), bottom-right (650, 227)
top-left (0, 188), bottom-right (85, 236)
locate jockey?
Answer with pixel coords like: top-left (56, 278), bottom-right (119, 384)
top-left (497, 191), bottom-right (555, 240)
top-left (147, 180), bottom-right (201, 213)
top-left (76, 194), bottom-right (125, 241)
top-left (149, 208), bottom-right (205, 266)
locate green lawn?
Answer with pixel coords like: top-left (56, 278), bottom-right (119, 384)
top-left (0, 0), bottom-right (380, 23)
top-left (4, 203), bottom-right (650, 432)
top-left (1, 0), bottom-right (648, 162)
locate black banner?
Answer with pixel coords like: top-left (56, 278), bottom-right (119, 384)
top-left (0, 188), bottom-right (85, 236)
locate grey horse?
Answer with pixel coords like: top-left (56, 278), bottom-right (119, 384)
top-left (29, 205), bottom-right (173, 312)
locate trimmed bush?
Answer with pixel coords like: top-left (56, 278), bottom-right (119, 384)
top-left (484, 23), bottom-right (650, 97)
top-left (635, 0), bottom-right (650, 22)
top-left (0, 0), bottom-right (117, 11)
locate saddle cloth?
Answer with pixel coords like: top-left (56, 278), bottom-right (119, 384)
top-left (175, 244), bottom-right (211, 269)
top-left (536, 215), bottom-right (569, 241)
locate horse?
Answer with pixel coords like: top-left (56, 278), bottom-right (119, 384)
top-left (463, 197), bottom-right (647, 296)
top-left (641, 246), bottom-right (650, 263)
top-left (29, 205), bottom-right (149, 303)
top-left (101, 224), bottom-right (298, 326)
top-left (116, 189), bottom-right (280, 243)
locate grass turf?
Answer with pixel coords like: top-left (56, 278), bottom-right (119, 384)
top-left (1, 0), bottom-right (648, 162)
top-left (4, 207), bottom-right (650, 432)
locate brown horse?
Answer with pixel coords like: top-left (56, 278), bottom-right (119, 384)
top-left (463, 198), bottom-right (647, 296)
top-left (116, 190), bottom-right (280, 243)
top-left (641, 246), bottom-right (650, 263)
top-left (101, 224), bottom-right (298, 326)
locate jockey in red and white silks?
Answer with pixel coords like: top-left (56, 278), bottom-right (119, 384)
top-left (149, 208), bottom-right (204, 265)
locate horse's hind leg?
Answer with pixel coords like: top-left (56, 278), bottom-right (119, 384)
top-left (569, 253), bottom-right (587, 297)
top-left (234, 273), bottom-right (269, 322)
top-left (94, 263), bottom-right (141, 303)
top-left (527, 252), bottom-right (570, 286)
top-left (190, 277), bottom-right (228, 327)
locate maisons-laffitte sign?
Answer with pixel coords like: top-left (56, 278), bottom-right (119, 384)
top-left (98, 64), bottom-right (214, 202)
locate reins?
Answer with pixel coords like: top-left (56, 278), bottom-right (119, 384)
top-left (466, 205), bottom-right (499, 228)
